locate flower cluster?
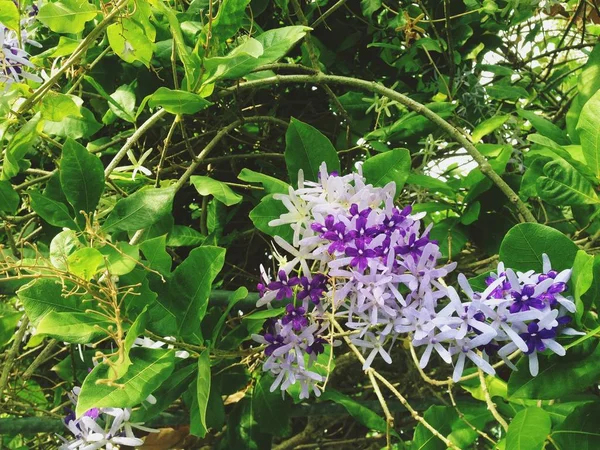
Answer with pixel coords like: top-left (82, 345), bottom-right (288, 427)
top-left (253, 162), bottom-right (579, 397)
top-left (59, 387), bottom-right (156, 450)
top-left (1, 1), bottom-right (42, 86)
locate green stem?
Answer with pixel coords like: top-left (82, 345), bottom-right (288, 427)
top-left (218, 71), bottom-right (537, 223)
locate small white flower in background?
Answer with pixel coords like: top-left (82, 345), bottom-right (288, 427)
top-left (59, 387), bottom-right (157, 450)
top-left (113, 149), bottom-right (153, 181)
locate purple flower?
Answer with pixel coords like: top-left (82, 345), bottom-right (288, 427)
top-left (381, 206), bottom-right (411, 233)
top-left (267, 270), bottom-right (300, 300)
top-left (395, 231), bottom-right (432, 261)
top-left (510, 285), bottom-right (545, 313)
top-left (322, 221), bottom-right (352, 253)
top-left (311, 214), bottom-right (336, 234)
top-left (520, 322), bottom-right (557, 354)
top-left (264, 332), bottom-right (286, 356)
top-left (307, 336), bottom-right (326, 355)
top-left (345, 238), bottom-right (376, 271)
top-left (349, 216), bottom-right (378, 240)
top-left (297, 274), bottom-right (327, 305)
top-left (281, 304), bottom-right (308, 331)
top-left (348, 204), bottom-right (371, 220)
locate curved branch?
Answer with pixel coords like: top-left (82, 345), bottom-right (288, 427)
top-left (218, 71), bottom-right (537, 223)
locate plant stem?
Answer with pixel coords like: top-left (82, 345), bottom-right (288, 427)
top-left (219, 71), bottom-right (537, 223)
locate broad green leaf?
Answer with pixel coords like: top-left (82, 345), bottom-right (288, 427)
top-left (0, 306), bottom-right (21, 348)
top-left (37, 0), bottom-right (97, 33)
top-left (431, 218), bottom-right (468, 259)
top-left (536, 159), bottom-right (599, 206)
top-left (211, 287), bottom-right (248, 343)
top-left (252, 374), bottom-right (291, 437)
top-left (571, 250), bottom-right (595, 324)
top-left (145, 87), bottom-right (212, 116)
top-left (506, 407), bottom-right (551, 450)
top-left (166, 225), bottom-right (205, 247)
top-left (18, 278), bottom-right (82, 325)
top-left (461, 201), bottom-right (481, 225)
top-left (99, 242), bottom-right (139, 276)
top-left (106, 84), bottom-right (136, 123)
top-left (0, 180), bottom-right (19, 214)
top-left (29, 191), bottom-right (78, 229)
top-left (35, 311), bottom-right (109, 343)
top-left (577, 89), bottom-right (600, 179)
top-left (238, 168), bottom-right (289, 195)
top-left (139, 235), bottom-right (171, 275)
top-left (111, 307), bottom-right (148, 380)
top-left (195, 349), bottom-right (211, 437)
top-left (0, 1), bottom-right (19, 31)
top-left (361, 0), bottom-right (382, 16)
top-left (40, 92), bottom-right (81, 122)
top-left (165, 246), bottom-right (226, 336)
top-left (190, 176), bottom-right (242, 206)
top-left (567, 44), bottom-right (600, 143)
top-left (520, 156), bottom-right (551, 198)
top-left (103, 186), bottom-right (175, 233)
top-left (132, 361), bottom-right (197, 422)
top-left (209, 0), bottom-right (251, 43)
top-left (49, 230), bottom-right (80, 270)
top-left (67, 247), bottom-right (104, 280)
top-left (2, 114), bottom-right (43, 180)
top-left (60, 138), bottom-right (105, 215)
top-left (284, 118), bottom-right (340, 185)
top-left (508, 343), bottom-right (600, 400)
top-left (499, 223), bottom-right (579, 273)
top-left (249, 194), bottom-right (294, 243)
top-left (107, 18), bottom-right (153, 66)
top-left (76, 348), bottom-right (175, 417)
top-left (551, 402), bottom-right (600, 449)
top-left (362, 148), bottom-right (410, 193)
top-left (406, 173), bottom-right (455, 196)
top-left (44, 107), bottom-right (102, 139)
top-left (518, 109), bottom-right (569, 145)
top-left (472, 115), bottom-right (510, 143)
top-left (203, 27), bottom-right (309, 82)
top-left (486, 85), bottom-right (529, 102)
top-left (321, 389), bottom-right (391, 436)
top-left (412, 405), bottom-right (456, 449)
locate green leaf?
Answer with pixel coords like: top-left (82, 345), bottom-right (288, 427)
top-left (536, 159), bottom-right (599, 206)
top-left (362, 148), bottom-right (410, 193)
top-left (99, 242), bottom-right (140, 276)
top-left (76, 348), bottom-right (175, 417)
top-left (107, 18), bottom-right (153, 66)
top-left (520, 156), bottom-right (551, 198)
top-left (0, 180), bottom-right (19, 214)
top-left (40, 92), bottom-right (82, 122)
top-left (571, 250), bottom-right (595, 324)
top-left (166, 246), bottom-right (226, 336)
top-left (2, 114), bottom-right (43, 181)
top-left (461, 201), bottom-right (481, 225)
top-left (0, 306), bottom-right (21, 348)
top-left (145, 87), bottom-right (212, 115)
top-left (211, 287), bottom-right (248, 343)
top-left (44, 107), bottom-right (102, 139)
top-left (412, 405), bottom-right (456, 450)
top-left (203, 26), bottom-right (309, 82)
top-left (166, 225), bottom-right (206, 247)
top-left (508, 343), bottom-right (600, 400)
top-left (106, 84), bottom-right (136, 123)
top-left (195, 349), bottom-right (211, 437)
top-left (472, 115), bottom-right (510, 143)
top-left (577, 89), bottom-right (600, 180)
top-left (37, 0), bottom-right (97, 33)
top-left (518, 109), bottom-right (569, 145)
top-left (486, 85), bottom-right (530, 102)
top-left (360, 0), bottom-right (381, 16)
top-left (284, 118), bottom-right (340, 185)
top-left (50, 230), bottom-right (80, 270)
top-left (567, 44), bottom-right (600, 143)
top-left (60, 138), bottom-right (105, 215)
top-left (506, 407), bottom-right (551, 450)
top-left (249, 194), bottom-right (294, 243)
top-left (0, 1), bottom-right (20, 31)
top-left (499, 223), bottom-right (579, 273)
top-left (111, 307), bottom-right (148, 380)
top-left (252, 374), bottom-right (291, 436)
top-left (103, 186), bottom-right (175, 233)
top-left (321, 389), bottom-right (391, 436)
top-left (551, 402), bottom-right (600, 449)
top-left (67, 247), bottom-right (104, 280)
top-left (406, 173), bottom-right (456, 196)
top-left (140, 235), bottom-right (171, 275)
top-left (209, 0), bottom-right (251, 43)
top-left (29, 191), bottom-right (78, 229)
top-left (190, 176), bottom-right (243, 206)
top-left (18, 278), bottom-right (82, 325)
top-left (35, 311), bottom-right (109, 343)
top-left (238, 168), bottom-right (289, 195)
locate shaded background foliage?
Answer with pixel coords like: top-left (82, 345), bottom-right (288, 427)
top-left (3, 0), bottom-right (600, 449)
